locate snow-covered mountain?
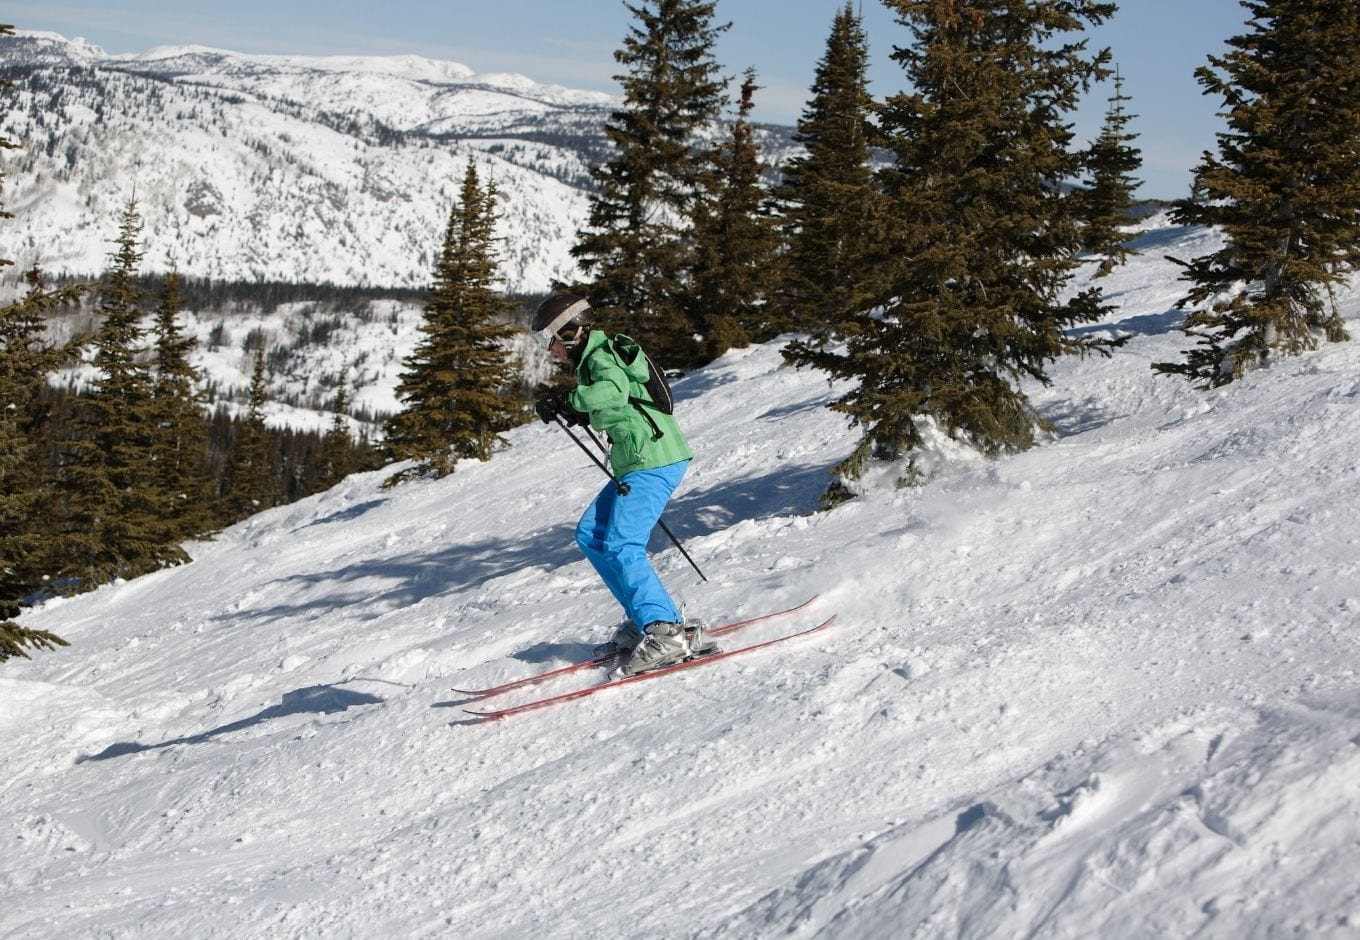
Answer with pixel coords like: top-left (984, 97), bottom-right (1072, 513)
top-left (3, 217), bottom-right (1359, 937)
top-left (0, 31), bottom-right (794, 292)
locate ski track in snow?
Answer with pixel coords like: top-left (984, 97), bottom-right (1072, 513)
top-left (4, 216), bottom-right (1360, 938)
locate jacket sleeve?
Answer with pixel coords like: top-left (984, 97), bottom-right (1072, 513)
top-left (570, 345), bottom-right (631, 415)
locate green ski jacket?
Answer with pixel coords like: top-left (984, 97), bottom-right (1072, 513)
top-left (569, 330), bottom-right (692, 477)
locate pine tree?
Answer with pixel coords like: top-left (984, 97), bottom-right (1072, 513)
top-left (51, 200), bottom-right (182, 589)
top-left (318, 367), bottom-right (355, 490)
top-left (570, 0), bottom-right (730, 367)
top-left (1, 24), bottom-right (90, 658)
top-left (383, 162), bottom-right (526, 485)
top-left (1076, 67), bottom-right (1143, 277)
top-left (688, 69), bottom-right (780, 360)
top-left (149, 269), bottom-right (215, 542)
top-left (0, 267), bottom-right (87, 660)
top-left (775, 3), bottom-right (881, 349)
top-left (223, 345), bottom-right (275, 520)
top-left (809, 0), bottom-right (1119, 497)
top-left (1155, 0), bottom-right (1359, 387)
top-left (0, 275), bottom-right (65, 660)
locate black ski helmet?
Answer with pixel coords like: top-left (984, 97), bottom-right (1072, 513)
top-left (531, 292), bottom-right (594, 351)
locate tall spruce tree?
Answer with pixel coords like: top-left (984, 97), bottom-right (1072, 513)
top-left (0, 272), bottom-right (83, 660)
top-left (1077, 66), bottom-right (1143, 277)
top-left (1, 23), bottom-right (89, 658)
top-left (570, 0), bottom-right (730, 368)
top-left (223, 345), bottom-right (275, 520)
top-left (318, 367), bottom-right (354, 490)
top-left (808, 0), bottom-right (1118, 497)
top-left (383, 162), bottom-right (525, 485)
top-left (775, 3), bottom-right (881, 349)
top-left (53, 200), bottom-right (182, 589)
top-left (1155, 0), bottom-right (1359, 387)
top-left (149, 269), bottom-right (215, 543)
top-left (688, 69), bottom-right (780, 360)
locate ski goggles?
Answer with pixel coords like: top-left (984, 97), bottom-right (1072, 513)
top-left (532, 299), bottom-right (591, 349)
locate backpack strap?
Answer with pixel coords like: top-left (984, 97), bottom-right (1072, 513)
top-left (580, 335), bottom-right (666, 441)
top-left (629, 394), bottom-right (665, 441)
top-left (611, 335), bottom-right (668, 441)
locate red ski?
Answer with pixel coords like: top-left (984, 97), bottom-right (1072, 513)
top-left (452, 596), bottom-right (820, 700)
top-left (465, 614), bottom-right (835, 721)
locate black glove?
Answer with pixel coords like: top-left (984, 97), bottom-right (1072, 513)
top-left (534, 390), bottom-right (560, 424)
top-left (535, 389), bottom-right (588, 427)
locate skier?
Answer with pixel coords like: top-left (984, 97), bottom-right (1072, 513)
top-left (530, 292), bottom-right (698, 676)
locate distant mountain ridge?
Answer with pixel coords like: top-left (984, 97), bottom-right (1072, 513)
top-left (0, 31), bottom-right (795, 292)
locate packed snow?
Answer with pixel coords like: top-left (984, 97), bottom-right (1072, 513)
top-left (3, 218), bottom-right (1359, 938)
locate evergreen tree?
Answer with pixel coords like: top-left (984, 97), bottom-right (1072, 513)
top-left (775, 3), bottom-right (881, 349)
top-left (223, 345), bottom-right (275, 520)
top-left (688, 69), bottom-right (780, 361)
top-left (1, 268), bottom-right (87, 660)
top-left (318, 367), bottom-right (355, 490)
top-left (1076, 66), bottom-right (1143, 277)
top-left (807, 0), bottom-right (1119, 497)
top-left (1155, 0), bottom-right (1358, 387)
top-left (0, 276), bottom-right (60, 660)
top-left (1, 24), bottom-right (90, 658)
top-left (383, 162), bottom-right (526, 485)
top-left (52, 200), bottom-right (182, 589)
top-left (149, 269), bottom-right (215, 541)
top-left (570, 0), bottom-right (730, 367)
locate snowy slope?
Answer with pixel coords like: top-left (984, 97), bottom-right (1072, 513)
top-left (3, 218), bottom-right (1360, 938)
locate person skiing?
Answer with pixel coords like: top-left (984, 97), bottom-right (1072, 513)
top-left (530, 292), bottom-right (699, 676)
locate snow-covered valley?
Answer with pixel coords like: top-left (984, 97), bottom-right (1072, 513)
top-left (0, 31), bottom-right (793, 293)
top-left (3, 217), bottom-right (1359, 937)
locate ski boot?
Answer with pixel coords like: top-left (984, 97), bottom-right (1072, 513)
top-left (619, 621), bottom-right (691, 676)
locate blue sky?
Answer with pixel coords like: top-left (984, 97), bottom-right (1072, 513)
top-left (12, 1), bottom-right (1251, 198)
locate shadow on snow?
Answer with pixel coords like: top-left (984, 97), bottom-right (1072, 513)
top-left (1069, 307), bottom-right (1184, 340)
top-left (75, 683), bottom-right (386, 763)
top-left (216, 461), bottom-right (833, 627)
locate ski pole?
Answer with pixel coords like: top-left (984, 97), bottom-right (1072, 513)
top-left (553, 415), bottom-right (708, 583)
top-left (555, 414), bottom-right (629, 495)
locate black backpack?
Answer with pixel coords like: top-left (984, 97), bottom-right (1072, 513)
top-left (634, 349), bottom-right (673, 416)
top-left (613, 336), bottom-right (674, 439)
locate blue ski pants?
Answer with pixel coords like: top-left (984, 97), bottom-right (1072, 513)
top-left (575, 459), bottom-right (689, 629)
